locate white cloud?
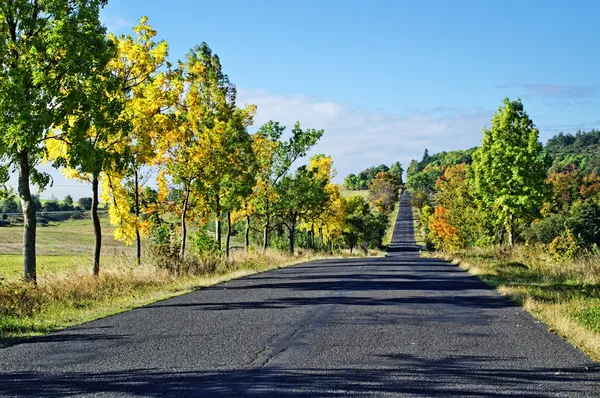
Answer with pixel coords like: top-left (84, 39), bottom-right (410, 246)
top-left (5, 90), bottom-right (493, 200)
top-left (101, 13), bottom-right (133, 34)
top-left (238, 88), bottom-right (492, 182)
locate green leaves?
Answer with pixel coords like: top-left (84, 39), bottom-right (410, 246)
top-left (472, 98), bottom-right (549, 245)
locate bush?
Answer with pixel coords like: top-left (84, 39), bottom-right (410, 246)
top-left (190, 230), bottom-right (220, 257)
top-left (548, 229), bottom-right (581, 260)
top-left (77, 197), bottom-right (93, 210)
top-left (568, 202), bottom-right (600, 247)
top-left (43, 201), bottom-right (60, 212)
top-left (271, 235), bottom-right (289, 252)
top-left (148, 222), bottom-right (180, 274)
top-left (410, 190), bottom-right (430, 209)
top-left (525, 213), bottom-right (568, 244)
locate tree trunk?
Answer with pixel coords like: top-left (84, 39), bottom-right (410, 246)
top-left (17, 151), bottom-right (36, 283)
top-left (318, 227), bottom-right (323, 246)
top-left (134, 169), bottom-right (141, 266)
top-left (262, 218), bottom-right (269, 253)
top-left (215, 194), bottom-right (222, 252)
top-left (179, 186), bottom-right (190, 259)
top-left (289, 217), bottom-right (296, 254)
top-left (91, 175), bottom-right (102, 277)
top-left (245, 215), bottom-right (250, 253)
top-left (310, 223), bottom-right (315, 249)
top-left (507, 213), bottom-right (514, 247)
top-left (225, 211), bottom-right (231, 258)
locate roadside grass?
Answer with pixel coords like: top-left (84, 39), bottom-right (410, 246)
top-left (425, 245), bottom-right (600, 361)
top-left (382, 200), bottom-right (399, 247)
top-left (0, 249), bottom-right (344, 347)
top-left (412, 207), bottom-right (427, 250)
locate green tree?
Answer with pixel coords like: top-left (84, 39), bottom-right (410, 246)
top-left (369, 171), bottom-right (401, 214)
top-left (389, 161), bottom-right (404, 184)
top-left (78, 197), bottom-right (93, 211)
top-left (275, 166), bottom-right (328, 253)
top-left (253, 120), bottom-right (323, 251)
top-left (64, 195), bottom-right (74, 208)
top-left (0, 0), bottom-right (111, 282)
top-left (472, 98), bottom-right (549, 246)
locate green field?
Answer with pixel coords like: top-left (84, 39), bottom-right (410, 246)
top-left (0, 216), bottom-right (132, 281)
top-left (339, 187), bottom-right (370, 200)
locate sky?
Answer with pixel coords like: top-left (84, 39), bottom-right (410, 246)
top-left (20, 0), bottom-right (600, 199)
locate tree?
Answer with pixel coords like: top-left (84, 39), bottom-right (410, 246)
top-left (252, 120), bottom-right (323, 252)
top-left (406, 168), bottom-right (441, 194)
top-left (428, 164), bottom-right (481, 251)
top-left (369, 171), bottom-right (401, 214)
top-left (64, 195), bottom-right (74, 207)
top-left (1, 196), bottom-right (19, 213)
top-left (389, 161), bottom-right (404, 184)
top-left (342, 195), bottom-right (370, 252)
top-left (0, 0), bottom-right (111, 282)
top-left (275, 165), bottom-right (328, 253)
top-left (303, 155), bottom-right (346, 248)
top-left (99, 17), bottom-right (173, 266)
top-left (78, 197), bottom-right (93, 211)
top-left (472, 98), bottom-right (549, 246)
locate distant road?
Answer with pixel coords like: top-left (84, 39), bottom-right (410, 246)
top-left (1, 195), bottom-right (598, 396)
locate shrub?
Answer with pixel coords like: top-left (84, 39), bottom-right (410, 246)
top-left (190, 230), bottom-right (220, 257)
top-left (548, 229), bottom-right (581, 260)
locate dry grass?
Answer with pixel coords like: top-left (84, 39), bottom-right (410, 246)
top-left (428, 245), bottom-right (600, 361)
top-left (382, 201), bottom-right (400, 247)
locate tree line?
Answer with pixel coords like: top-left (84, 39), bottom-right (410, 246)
top-left (0, 3), bottom-right (402, 283)
top-left (0, 194), bottom-right (94, 214)
top-left (343, 162), bottom-right (403, 190)
top-left (409, 98), bottom-right (600, 257)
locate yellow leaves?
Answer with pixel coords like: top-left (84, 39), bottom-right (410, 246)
top-left (102, 171), bottom-right (139, 245)
top-left (309, 155), bottom-right (336, 183)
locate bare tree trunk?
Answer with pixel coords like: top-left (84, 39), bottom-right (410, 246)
top-left (225, 211), bottom-right (232, 258)
top-left (91, 175), bottom-right (102, 277)
top-left (318, 227), bottom-right (323, 246)
top-left (245, 215), bottom-right (250, 252)
top-left (289, 217), bottom-right (296, 254)
top-left (17, 151), bottom-right (36, 283)
top-left (262, 218), bottom-right (269, 253)
top-left (179, 186), bottom-right (190, 259)
top-left (215, 194), bottom-right (222, 253)
top-left (310, 223), bottom-right (315, 249)
top-left (507, 213), bottom-right (514, 247)
top-left (134, 169), bottom-right (141, 266)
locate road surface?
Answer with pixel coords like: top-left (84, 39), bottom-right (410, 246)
top-left (1, 195), bottom-right (598, 397)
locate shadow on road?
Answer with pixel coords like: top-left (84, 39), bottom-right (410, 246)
top-left (1, 357), bottom-right (598, 397)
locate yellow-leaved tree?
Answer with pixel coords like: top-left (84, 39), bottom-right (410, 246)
top-left (100, 17), bottom-right (178, 265)
top-left (303, 155), bottom-right (346, 248)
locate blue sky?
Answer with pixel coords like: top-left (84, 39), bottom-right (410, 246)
top-left (30, 0), bottom-right (600, 198)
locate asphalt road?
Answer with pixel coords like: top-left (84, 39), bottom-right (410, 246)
top-left (1, 195), bottom-right (599, 397)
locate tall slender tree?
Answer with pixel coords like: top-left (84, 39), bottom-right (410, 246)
top-left (0, 0), bottom-right (111, 282)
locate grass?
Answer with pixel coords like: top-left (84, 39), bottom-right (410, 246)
top-left (382, 200), bottom-right (399, 247)
top-left (340, 187), bottom-right (370, 200)
top-left (412, 207), bottom-right (428, 250)
top-left (424, 244), bottom-right (600, 361)
top-left (0, 215), bottom-right (131, 281)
